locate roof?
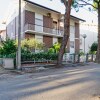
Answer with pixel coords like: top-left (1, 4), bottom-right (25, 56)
top-left (25, 0), bottom-right (85, 21)
top-left (25, 0), bottom-right (65, 14)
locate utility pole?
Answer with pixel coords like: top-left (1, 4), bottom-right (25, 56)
top-left (17, 0), bottom-right (21, 69)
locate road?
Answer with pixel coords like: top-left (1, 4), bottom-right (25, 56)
top-left (0, 63), bottom-right (100, 100)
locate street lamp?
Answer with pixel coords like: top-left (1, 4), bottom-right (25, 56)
top-left (82, 34), bottom-right (87, 54)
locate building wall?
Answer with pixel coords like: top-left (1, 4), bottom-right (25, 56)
top-left (80, 23), bottom-right (98, 53)
top-left (53, 37), bottom-right (58, 44)
top-left (43, 36), bottom-right (53, 48)
top-left (25, 3), bottom-right (60, 22)
top-left (6, 10), bottom-right (25, 40)
top-left (6, 2), bottom-right (80, 54)
top-left (0, 30), bottom-right (6, 40)
top-left (25, 33), bottom-right (35, 39)
top-left (23, 8), bottom-right (80, 53)
top-left (75, 23), bottom-right (80, 54)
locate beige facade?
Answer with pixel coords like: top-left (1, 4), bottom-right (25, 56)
top-left (6, 1), bottom-right (82, 54)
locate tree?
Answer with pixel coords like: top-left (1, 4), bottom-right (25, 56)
top-left (57, 0), bottom-right (73, 67)
top-left (57, 0), bottom-right (100, 66)
top-left (89, 42), bottom-right (97, 54)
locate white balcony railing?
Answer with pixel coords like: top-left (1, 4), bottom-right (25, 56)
top-left (24, 24), bottom-right (64, 36)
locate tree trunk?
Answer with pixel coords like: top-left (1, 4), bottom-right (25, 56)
top-left (57, 0), bottom-right (72, 67)
top-left (96, 4), bottom-right (100, 63)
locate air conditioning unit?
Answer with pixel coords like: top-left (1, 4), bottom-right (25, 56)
top-left (47, 13), bottom-right (51, 17)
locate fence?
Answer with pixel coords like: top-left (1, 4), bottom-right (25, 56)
top-left (63, 53), bottom-right (96, 63)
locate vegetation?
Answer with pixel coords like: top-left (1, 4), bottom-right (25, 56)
top-left (89, 42), bottom-right (97, 54)
top-left (21, 52), bottom-right (58, 62)
top-left (57, 0), bottom-right (100, 66)
top-left (73, 0), bottom-right (100, 63)
top-left (48, 42), bottom-right (61, 53)
top-left (16, 38), bottom-right (44, 51)
top-left (0, 39), bottom-right (58, 63)
top-left (79, 51), bottom-right (84, 56)
top-left (0, 39), bottom-right (16, 56)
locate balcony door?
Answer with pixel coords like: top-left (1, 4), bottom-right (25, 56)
top-left (43, 16), bottom-right (53, 33)
top-left (53, 21), bottom-right (58, 35)
top-left (35, 13), bottom-right (43, 32)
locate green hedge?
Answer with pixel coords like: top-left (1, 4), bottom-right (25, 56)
top-left (0, 52), bottom-right (58, 62)
top-left (21, 52), bottom-right (58, 61)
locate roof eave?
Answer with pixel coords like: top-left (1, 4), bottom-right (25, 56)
top-left (24, 0), bottom-right (60, 14)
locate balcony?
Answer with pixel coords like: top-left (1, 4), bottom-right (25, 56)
top-left (24, 24), bottom-right (64, 37)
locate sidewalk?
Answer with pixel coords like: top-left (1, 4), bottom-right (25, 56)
top-left (0, 66), bottom-right (24, 81)
top-left (0, 62), bottom-right (98, 81)
top-left (0, 62), bottom-right (91, 74)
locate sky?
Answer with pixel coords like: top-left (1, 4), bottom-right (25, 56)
top-left (0, 0), bottom-right (98, 30)
top-left (0, 0), bottom-right (13, 29)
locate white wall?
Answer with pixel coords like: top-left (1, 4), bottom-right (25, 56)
top-left (25, 3), bottom-right (60, 21)
top-left (80, 23), bottom-right (98, 53)
top-left (69, 20), bottom-right (75, 54)
top-left (35, 13), bottom-right (43, 32)
top-left (53, 37), bottom-right (58, 44)
top-left (35, 35), bottom-right (43, 42)
top-left (35, 35), bottom-right (43, 52)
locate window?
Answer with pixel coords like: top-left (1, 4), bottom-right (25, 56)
top-left (35, 13), bottom-right (43, 32)
top-left (70, 25), bottom-right (75, 33)
top-left (70, 41), bottom-right (74, 48)
top-left (35, 18), bottom-right (43, 26)
top-left (53, 21), bottom-right (58, 34)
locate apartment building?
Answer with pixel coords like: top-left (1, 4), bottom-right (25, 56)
top-left (6, 0), bottom-right (84, 54)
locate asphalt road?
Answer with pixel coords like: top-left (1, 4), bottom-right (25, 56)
top-left (0, 63), bottom-right (100, 100)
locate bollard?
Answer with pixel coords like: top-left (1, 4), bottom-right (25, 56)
top-left (78, 54), bottom-right (80, 63)
top-left (73, 54), bottom-right (76, 63)
top-left (91, 54), bottom-right (93, 62)
top-left (86, 53), bottom-right (88, 62)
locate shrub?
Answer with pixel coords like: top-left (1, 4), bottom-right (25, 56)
top-left (0, 39), bottom-right (16, 55)
top-left (21, 52), bottom-right (58, 61)
top-left (90, 42), bottom-right (97, 53)
top-left (48, 42), bottom-right (60, 53)
top-left (16, 38), bottom-right (44, 51)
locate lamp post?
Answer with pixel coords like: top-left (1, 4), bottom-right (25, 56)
top-left (17, 0), bottom-right (21, 69)
top-left (0, 35), bottom-right (1, 42)
top-left (82, 34), bottom-right (87, 55)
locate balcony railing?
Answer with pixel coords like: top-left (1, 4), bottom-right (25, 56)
top-left (24, 24), bottom-right (64, 36)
